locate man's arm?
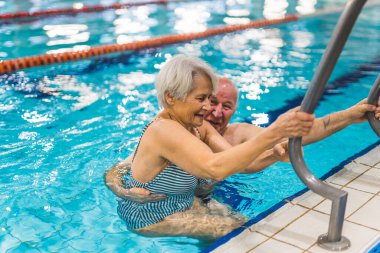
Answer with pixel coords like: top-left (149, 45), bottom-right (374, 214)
top-left (302, 99), bottom-right (377, 145)
top-left (104, 155), bottom-right (166, 202)
top-left (104, 156), bottom-right (134, 199)
top-left (224, 123), bottom-right (288, 173)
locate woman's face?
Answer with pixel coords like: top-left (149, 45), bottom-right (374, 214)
top-left (172, 74), bottom-right (213, 128)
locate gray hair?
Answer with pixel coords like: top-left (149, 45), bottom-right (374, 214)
top-left (155, 55), bottom-right (218, 108)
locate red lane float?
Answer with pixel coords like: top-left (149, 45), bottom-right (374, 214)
top-left (0, 15), bottom-right (298, 74)
top-left (0, 0), bottom-right (168, 21)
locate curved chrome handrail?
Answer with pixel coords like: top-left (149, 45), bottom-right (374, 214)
top-left (289, 0), bottom-right (367, 250)
top-left (367, 75), bottom-right (380, 136)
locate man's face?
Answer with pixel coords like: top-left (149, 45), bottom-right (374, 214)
top-left (205, 80), bottom-right (237, 134)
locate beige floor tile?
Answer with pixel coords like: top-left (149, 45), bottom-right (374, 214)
top-left (249, 238), bottom-right (303, 253)
top-left (355, 146), bottom-right (380, 166)
top-left (326, 162), bottom-right (370, 186)
top-left (346, 168), bottom-right (380, 194)
top-left (273, 210), bottom-right (329, 250)
top-left (212, 230), bottom-right (268, 253)
top-left (251, 204), bottom-right (308, 237)
top-left (290, 191), bottom-right (324, 209)
top-left (308, 221), bottom-right (379, 253)
top-left (348, 195), bottom-right (380, 231)
top-left (314, 187), bottom-right (373, 218)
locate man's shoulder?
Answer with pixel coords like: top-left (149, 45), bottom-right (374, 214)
top-left (224, 123), bottom-right (263, 144)
top-left (227, 122), bottom-right (260, 132)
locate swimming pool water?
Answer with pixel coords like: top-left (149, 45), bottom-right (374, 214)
top-left (1, 0), bottom-right (380, 252)
top-left (369, 240), bottom-right (380, 253)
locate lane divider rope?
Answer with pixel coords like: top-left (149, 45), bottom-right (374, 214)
top-left (0, 0), bottom-right (169, 21)
top-left (2, 0), bottom-right (380, 75)
top-left (0, 15), bottom-right (298, 74)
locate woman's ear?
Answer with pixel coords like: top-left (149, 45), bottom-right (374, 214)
top-left (165, 91), bottom-right (175, 106)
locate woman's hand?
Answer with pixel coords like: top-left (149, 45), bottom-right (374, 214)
top-left (270, 106), bottom-right (315, 139)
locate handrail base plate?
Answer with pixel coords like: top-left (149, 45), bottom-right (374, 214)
top-left (317, 234), bottom-right (351, 251)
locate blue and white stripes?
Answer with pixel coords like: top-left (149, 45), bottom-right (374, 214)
top-left (118, 164), bottom-right (198, 229)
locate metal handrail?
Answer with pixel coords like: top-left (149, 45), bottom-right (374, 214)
top-left (367, 75), bottom-right (380, 136)
top-left (289, 0), bottom-right (367, 251)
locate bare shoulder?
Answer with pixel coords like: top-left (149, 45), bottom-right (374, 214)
top-left (148, 118), bottom-right (182, 134)
top-left (225, 123), bottom-right (263, 144)
top-left (147, 118), bottom-right (196, 147)
top-left (227, 122), bottom-right (261, 133)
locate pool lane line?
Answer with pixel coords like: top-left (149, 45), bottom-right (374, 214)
top-left (2, 0), bottom-right (380, 75)
top-left (0, 15), bottom-right (299, 75)
top-left (0, 0), bottom-right (169, 22)
top-left (203, 138), bottom-right (380, 252)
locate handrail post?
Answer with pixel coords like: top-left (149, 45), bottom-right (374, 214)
top-left (289, 0), bottom-right (368, 250)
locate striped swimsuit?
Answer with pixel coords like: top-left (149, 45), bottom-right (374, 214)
top-left (117, 119), bottom-right (210, 229)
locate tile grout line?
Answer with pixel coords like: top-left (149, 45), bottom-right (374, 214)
top-left (346, 193), bottom-right (379, 220)
top-left (248, 207), bottom-right (314, 252)
top-left (344, 219), bottom-right (380, 233)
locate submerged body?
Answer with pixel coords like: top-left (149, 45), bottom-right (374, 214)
top-left (108, 55), bottom-right (314, 239)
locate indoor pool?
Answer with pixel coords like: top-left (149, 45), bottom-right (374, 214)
top-left (1, 0), bottom-right (379, 252)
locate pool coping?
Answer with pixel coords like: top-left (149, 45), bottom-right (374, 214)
top-left (204, 139), bottom-right (380, 253)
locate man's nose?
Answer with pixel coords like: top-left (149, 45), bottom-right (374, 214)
top-left (212, 104), bottom-right (223, 117)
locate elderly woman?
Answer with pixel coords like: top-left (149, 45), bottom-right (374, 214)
top-left (115, 55), bottom-right (314, 239)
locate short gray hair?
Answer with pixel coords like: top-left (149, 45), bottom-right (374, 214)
top-left (155, 55), bottom-right (218, 108)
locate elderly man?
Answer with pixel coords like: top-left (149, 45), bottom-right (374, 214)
top-left (105, 77), bottom-right (379, 200)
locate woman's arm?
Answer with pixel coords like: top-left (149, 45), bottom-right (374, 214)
top-left (203, 121), bottom-right (289, 174)
top-left (147, 107), bottom-right (314, 181)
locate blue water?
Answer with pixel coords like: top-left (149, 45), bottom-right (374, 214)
top-left (369, 240), bottom-right (380, 253)
top-left (1, 0), bottom-right (380, 252)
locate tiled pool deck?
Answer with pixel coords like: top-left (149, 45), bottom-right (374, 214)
top-left (211, 145), bottom-right (380, 253)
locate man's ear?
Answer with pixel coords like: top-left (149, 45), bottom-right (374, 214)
top-left (165, 91), bottom-right (175, 106)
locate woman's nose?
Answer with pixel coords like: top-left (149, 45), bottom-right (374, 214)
top-left (203, 101), bottom-right (211, 111)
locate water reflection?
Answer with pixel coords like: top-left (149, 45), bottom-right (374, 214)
top-left (43, 24), bottom-right (89, 46)
top-left (296, 0), bottom-right (317, 15)
top-left (224, 0), bottom-right (251, 24)
top-left (263, 0), bottom-right (288, 19)
top-left (114, 6), bottom-right (156, 44)
top-left (174, 5), bottom-right (210, 33)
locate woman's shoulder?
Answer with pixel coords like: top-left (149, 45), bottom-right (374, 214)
top-left (147, 118), bottom-right (187, 137)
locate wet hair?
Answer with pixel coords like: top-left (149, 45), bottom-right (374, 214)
top-left (155, 55), bottom-right (218, 108)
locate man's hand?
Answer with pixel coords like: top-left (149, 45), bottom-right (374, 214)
top-left (117, 186), bottom-right (167, 203)
top-left (375, 99), bottom-right (380, 119)
top-left (346, 98), bottom-right (378, 123)
top-left (273, 141), bottom-right (290, 162)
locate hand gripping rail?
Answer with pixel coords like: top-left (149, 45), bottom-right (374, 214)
top-left (289, 0), bottom-right (367, 251)
top-left (367, 75), bottom-right (380, 136)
